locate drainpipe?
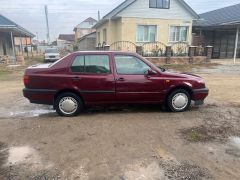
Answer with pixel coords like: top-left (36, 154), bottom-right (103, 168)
top-left (233, 27), bottom-right (239, 63)
top-left (10, 31), bottom-right (16, 63)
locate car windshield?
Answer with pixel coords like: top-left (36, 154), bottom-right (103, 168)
top-left (45, 49), bottom-right (58, 53)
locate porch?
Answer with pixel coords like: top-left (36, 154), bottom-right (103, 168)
top-left (193, 25), bottom-right (240, 62)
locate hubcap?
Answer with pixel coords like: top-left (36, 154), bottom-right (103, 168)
top-left (172, 93), bottom-right (189, 111)
top-left (59, 97), bottom-right (78, 115)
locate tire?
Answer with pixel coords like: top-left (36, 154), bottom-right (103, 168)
top-left (55, 92), bottom-right (83, 117)
top-left (166, 89), bottom-right (191, 112)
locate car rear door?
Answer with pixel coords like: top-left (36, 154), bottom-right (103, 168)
top-left (113, 54), bottom-right (165, 103)
top-left (69, 53), bottom-right (115, 104)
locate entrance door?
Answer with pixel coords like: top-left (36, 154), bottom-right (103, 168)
top-left (114, 54), bottom-right (165, 103)
top-left (70, 54), bottom-right (116, 104)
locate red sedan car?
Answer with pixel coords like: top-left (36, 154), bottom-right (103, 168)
top-left (23, 51), bottom-right (209, 117)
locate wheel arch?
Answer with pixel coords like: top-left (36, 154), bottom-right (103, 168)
top-left (53, 89), bottom-right (85, 109)
top-left (165, 85), bottom-right (193, 101)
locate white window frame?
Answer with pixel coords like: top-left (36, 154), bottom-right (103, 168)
top-left (168, 26), bottom-right (189, 43)
top-left (136, 25), bottom-right (157, 43)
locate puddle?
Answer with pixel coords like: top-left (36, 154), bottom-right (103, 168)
top-left (9, 108), bottom-right (55, 118)
top-left (0, 98), bottom-right (55, 118)
top-left (7, 146), bottom-right (41, 165)
top-left (226, 137), bottom-right (240, 157)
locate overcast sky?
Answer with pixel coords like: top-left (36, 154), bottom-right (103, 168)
top-left (0, 0), bottom-right (240, 41)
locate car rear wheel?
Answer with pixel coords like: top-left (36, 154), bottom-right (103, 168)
top-left (166, 89), bottom-right (191, 112)
top-left (55, 92), bottom-right (83, 117)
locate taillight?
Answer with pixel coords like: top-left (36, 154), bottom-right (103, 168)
top-left (23, 75), bottom-right (30, 86)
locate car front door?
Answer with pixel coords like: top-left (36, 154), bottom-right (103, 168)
top-left (70, 54), bottom-right (115, 104)
top-left (114, 54), bottom-right (165, 103)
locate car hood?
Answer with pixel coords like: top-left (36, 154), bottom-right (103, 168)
top-left (162, 71), bottom-right (203, 81)
top-left (45, 53), bottom-right (59, 56)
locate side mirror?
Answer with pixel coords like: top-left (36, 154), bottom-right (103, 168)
top-left (145, 69), bottom-right (157, 76)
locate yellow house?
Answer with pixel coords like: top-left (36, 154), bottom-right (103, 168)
top-left (94, 0), bottom-right (199, 47)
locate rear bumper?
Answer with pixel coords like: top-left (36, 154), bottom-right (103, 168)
top-left (192, 88), bottom-right (209, 102)
top-left (23, 88), bottom-right (56, 105)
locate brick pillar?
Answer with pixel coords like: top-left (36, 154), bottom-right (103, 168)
top-left (136, 46), bottom-right (143, 55)
top-left (205, 46), bottom-right (213, 62)
top-left (166, 45), bottom-right (172, 64)
top-left (189, 46), bottom-right (197, 64)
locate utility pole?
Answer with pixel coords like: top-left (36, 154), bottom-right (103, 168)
top-left (98, 10), bottom-right (101, 21)
top-left (44, 5), bottom-right (50, 45)
top-left (36, 32), bottom-right (39, 42)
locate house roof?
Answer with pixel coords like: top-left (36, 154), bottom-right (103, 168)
top-left (195, 3), bottom-right (240, 27)
top-left (58, 34), bottom-right (75, 42)
top-left (0, 14), bottom-right (34, 37)
top-left (78, 31), bottom-right (96, 42)
top-left (83, 17), bottom-right (97, 23)
top-left (94, 0), bottom-right (199, 28)
top-left (74, 17), bottom-right (97, 31)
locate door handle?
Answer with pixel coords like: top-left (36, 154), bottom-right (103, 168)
top-left (72, 77), bottom-right (80, 81)
top-left (117, 77), bottom-right (125, 82)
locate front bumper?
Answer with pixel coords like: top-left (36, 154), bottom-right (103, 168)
top-left (192, 88), bottom-right (209, 102)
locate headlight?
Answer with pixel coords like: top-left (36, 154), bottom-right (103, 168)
top-left (198, 79), bottom-right (205, 84)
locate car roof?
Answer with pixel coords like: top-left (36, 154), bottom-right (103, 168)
top-left (72, 51), bottom-right (137, 55)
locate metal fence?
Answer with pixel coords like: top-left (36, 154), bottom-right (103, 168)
top-left (110, 41), bottom-right (136, 52)
top-left (142, 42), bottom-right (167, 57)
top-left (171, 42), bottom-right (189, 56)
top-left (97, 41), bottom-right (211, 58)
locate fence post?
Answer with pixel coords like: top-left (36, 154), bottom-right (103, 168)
top-left (104, 45), bottom-right (110, 51)
top-left (189, 46), bottom-right (196, 64)
top-left (166, 45), bottom-right (172, 64)
top-left (136, 46), bottom-right (143, 55)
top-left (205, 46), bottom-right (213, 62)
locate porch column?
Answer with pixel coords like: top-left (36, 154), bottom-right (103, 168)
top-left (10, 31), bottom-right (16, 62)
top-left (20, 34), bottom-right (23, 55)
top-left (30, 37), bottom-right (33, 58)
top-left (233, 27), bottom-right (239, 63)
top-left (25, 36), bottom-right (29, 58)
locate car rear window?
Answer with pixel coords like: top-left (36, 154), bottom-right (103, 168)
top-left (71, 55), bottom-right (111, 74)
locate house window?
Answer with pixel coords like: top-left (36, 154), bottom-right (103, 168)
top-left (137, 25), bottom-right (157, 42)
top-left (169, 26), bottom-right (188, 42)
top-left (103, 29), bottom-right (107, 43)
top-left (149, 0), bottom-right (170, 9)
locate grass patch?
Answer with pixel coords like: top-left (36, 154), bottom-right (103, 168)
top-left (181, 126), bottom-right (215, 142)
top-left (0, 56), bottom-right (44, 81)
top-left (180, 124), bottom-right (236, 143)
top-left (0, 69), bottom-right (12, 81)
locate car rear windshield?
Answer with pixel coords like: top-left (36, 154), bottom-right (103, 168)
top-left (45, 49), bottom-right (58, 53)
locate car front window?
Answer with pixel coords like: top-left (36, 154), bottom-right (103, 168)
top-left (115, 55), bottom-right (150, 75)
top-left (45, 49), bottom-right (58, 53)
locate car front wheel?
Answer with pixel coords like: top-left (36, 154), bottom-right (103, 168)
top-left (55, 92), bottom-right (83, 117)
top-left (167, 89), bottom-right (191, 112)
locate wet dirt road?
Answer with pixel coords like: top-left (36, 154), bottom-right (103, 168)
top-left (0, 61), bottom-right (240, 179)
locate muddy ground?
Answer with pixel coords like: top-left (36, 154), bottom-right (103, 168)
top-left (0, 58), bottom-right (240, 180)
